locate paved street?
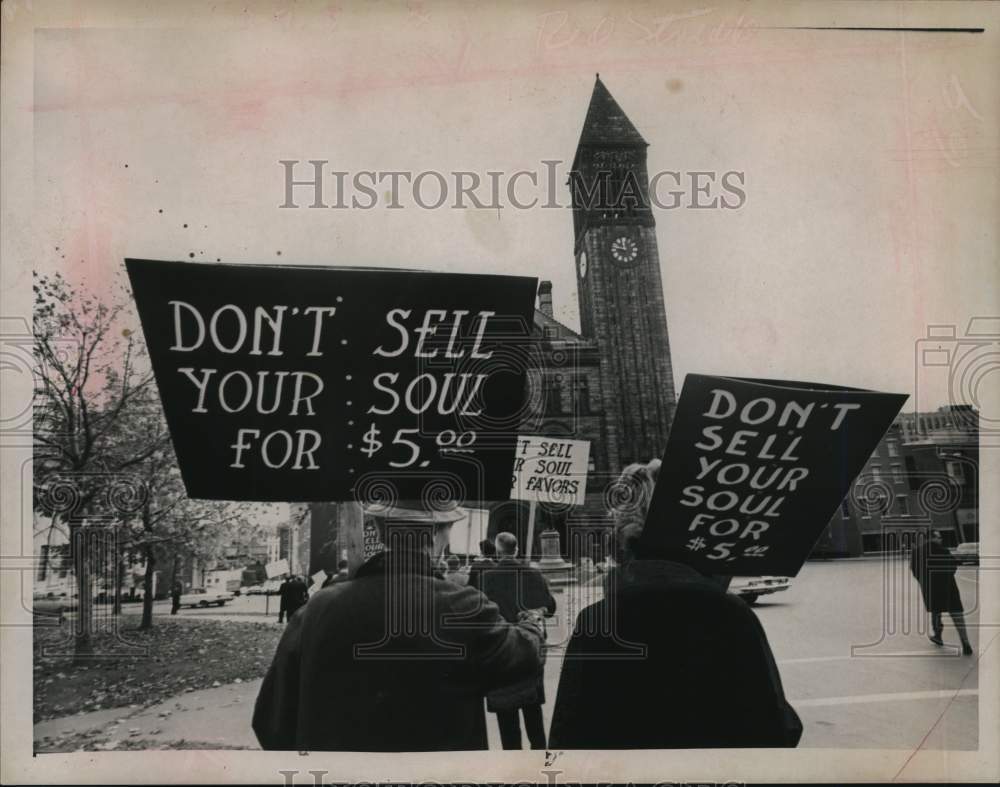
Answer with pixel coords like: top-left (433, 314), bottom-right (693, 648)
top-left (38, 557), bottom-right (987, 751)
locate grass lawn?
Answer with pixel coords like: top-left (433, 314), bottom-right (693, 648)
top-left (34, 615), bottom-right (282, 722)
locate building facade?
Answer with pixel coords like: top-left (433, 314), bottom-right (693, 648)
top-left (814, 405), bottom-right (979, 556)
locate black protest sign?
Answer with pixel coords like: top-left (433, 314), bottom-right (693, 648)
top-left (126, 259), bottom-right (537, 503)
top-left (641, 374), bottom-right (907, 576)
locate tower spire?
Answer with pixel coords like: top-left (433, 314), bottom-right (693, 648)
top-left (574, 76), bottom-right (647, 165)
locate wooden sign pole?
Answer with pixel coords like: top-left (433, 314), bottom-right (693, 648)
top-left (525, 499), bottom-right (538, 561)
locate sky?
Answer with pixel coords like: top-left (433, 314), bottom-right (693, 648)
top-left (25, 2), bottom-right (1000, 415)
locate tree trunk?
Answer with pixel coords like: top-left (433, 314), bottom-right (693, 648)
top-left (73, 525), bottom-right (94, 663)
top-left (113, 555), bottom-right (125, 616)
top-left (140, 546), bottom-right (156, 629)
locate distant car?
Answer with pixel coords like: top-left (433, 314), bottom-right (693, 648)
top-left (729, 576), bottom-right (791, 605)
top-left (33, 593), bottom-right (67, 622)
top-left (244, 584), bottom-right (264, 595)
top-left (953, 542), bottom-right (979, 566)
top-left (178, 588), bottom-right (234, 608)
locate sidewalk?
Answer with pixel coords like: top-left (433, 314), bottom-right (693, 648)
top-left (33, 673), bottom-right (522, 751)
top-left (35, 678), bottom-right (263, 751)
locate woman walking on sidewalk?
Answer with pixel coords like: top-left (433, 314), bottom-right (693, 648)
top-left (909, 530), bottom-right (974, 655)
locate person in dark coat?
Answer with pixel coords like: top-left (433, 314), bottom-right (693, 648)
top-left (909, 530), bottom-right (973, 655)
top-left (170, 579), bottom-right (183, 615)
top-left (253, 506), bottom-right (545, 751)
top-left (549, 460), bottom-right (802, 750)
top-left (467, 538), bottom-right (497, 591)
top-left (479, 531), bottom-right (556, 750)
top-left (277, 575), bottom-right (308, 623)
top-left (276, 576), bottom-right (291, 623)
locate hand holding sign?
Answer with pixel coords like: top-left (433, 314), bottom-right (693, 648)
top-left (641, 375), bottom-right (907, 576)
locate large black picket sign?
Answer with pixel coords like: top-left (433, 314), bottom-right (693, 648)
top-left (641, 374), bottom-right (907, 576)
top-left (126, 259), bottom-right (538, 503)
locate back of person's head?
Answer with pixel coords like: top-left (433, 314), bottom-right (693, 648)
top-left (609, 458), bottom-right (693, 566)
top-left (479, 538), bottom-right (496, 558)
top-left (337, 559), bottom-right (349, 571)
top-left (495, 531), bottom-right (518, 557)
top-left (446, 555), bottom-right (460, 571)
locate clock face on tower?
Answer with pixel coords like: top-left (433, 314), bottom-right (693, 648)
top-left (578, 251), bottom-right (588, 279)
top-left (610, 236), bottom-right (639, 264)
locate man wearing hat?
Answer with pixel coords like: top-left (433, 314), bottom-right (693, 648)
top-left (253, 502), bottom-right (546, 751)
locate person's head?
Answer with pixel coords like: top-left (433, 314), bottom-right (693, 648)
top-left (479, 538), bottom-right (497, 558)
top-left (495, 531), bottom-right (518, 558)
top-left (373, 519), bottom-right (456, 560)
top-left (337, 559), bottom-right (349, 572)
top-left (931, 530), bottom-right (944, 545)
top-left (446, 555), bottom-right (460, 571)
top-left (608, 458), bottom-right (688, 566)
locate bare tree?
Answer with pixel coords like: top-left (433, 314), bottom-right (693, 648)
top-left (33, 271), bottom-right (166, 659)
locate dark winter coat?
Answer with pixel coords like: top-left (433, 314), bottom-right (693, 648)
top-left (548, 559), bottom-right (802, 749)
top-left (480, 558), bottom-right (556, 712)
top-left (252, 549), bottom-right (545, 751)
top-left (466, 557), bottom-right (495, 591)
top-left (279, 577), bottom-right (308, 616)
top-left (910, 541), bottom-right (964, 613)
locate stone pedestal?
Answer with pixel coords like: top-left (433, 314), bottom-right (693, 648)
top-left (531, 528), bottom-right (574, 586)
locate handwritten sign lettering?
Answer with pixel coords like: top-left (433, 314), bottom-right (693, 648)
top-left (126, 259), bottom-right (537, 502)
top-left (511, 436), bottom-right (591, 507)
top-left (642, 375), bottom-right (906, 576)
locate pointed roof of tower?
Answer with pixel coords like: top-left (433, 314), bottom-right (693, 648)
top-left (575, 75), bottom-right (647, 154)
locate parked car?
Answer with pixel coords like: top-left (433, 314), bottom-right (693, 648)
top-left (953, 542), bottom-right (979, 566)
top-left (728, 576), bottom-right (791, 605)
top-left (244, 584), bottom-right (265, 595)
top-left (178, 588), bottom-right (234, 608)
top-left (33, 593), bottom-right (68, 623)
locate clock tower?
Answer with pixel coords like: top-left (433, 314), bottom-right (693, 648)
top-left (571, 75), bottom-right (677, 469)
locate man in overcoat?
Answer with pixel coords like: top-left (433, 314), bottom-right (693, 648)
top-left (480, 531), bottom-right (556, 750)
top-left (253, 504), bottom-right (545, 751)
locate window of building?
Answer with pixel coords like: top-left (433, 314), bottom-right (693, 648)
top-left (945, 460), bottom-right (965, 483)
top-left (56, 544), bottom-right (69, 578)
top-left (894, 496), bottom-right (910, 516)
top-left (891, 463), bottom-right (903, 485)
top-left (887, 440), bottom-right (899, 457)
top-left (870, 465), bottom-right (882, 480)
top-left (546, 378), bottom-right (563, 414)
top-left (543, 326), bottom-right (557, 340)
top-left (577, 377), bottom-right (591, 414)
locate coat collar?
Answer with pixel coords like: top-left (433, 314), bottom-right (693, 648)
top-left (605, 559), bottom-right (711, 596)
top-left (354, 549), bottom-right (437, 580)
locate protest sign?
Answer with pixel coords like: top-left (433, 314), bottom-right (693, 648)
top-left (265, 558), bottom-right (289, 579)
top-left (362, 519), bottom-right (385, 560)
top-left (641, 374), bottom-right (907, 576)
top-left (511, 435), bottom-right (591, 507)
top-left (126, 259), bottom-right (537, 502)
